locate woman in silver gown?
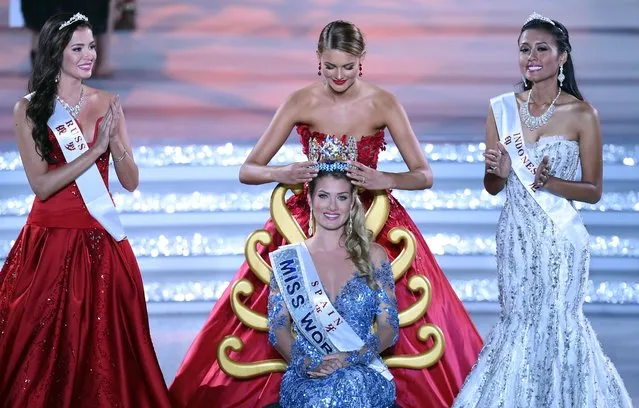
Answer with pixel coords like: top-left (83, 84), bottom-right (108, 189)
top-left (452, 13), bottom-right (633, 408)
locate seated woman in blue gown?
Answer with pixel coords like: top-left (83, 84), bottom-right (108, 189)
top-left (267, 159), bottom-right (399, 408)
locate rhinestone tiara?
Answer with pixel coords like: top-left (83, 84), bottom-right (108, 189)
top-left (308, 135), bottom-right (358, 172)
top-left (524, 11), bottom-right (563, 32)
top-left (524, 12), bottom-right (564, 33)
top-left (59, 13), bottom-right (89, 31)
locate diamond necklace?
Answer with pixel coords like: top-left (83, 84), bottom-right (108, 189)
top-left (56, 85), bottom-right (85, 117)
top-left (519, 88), bottom-right (561, 131)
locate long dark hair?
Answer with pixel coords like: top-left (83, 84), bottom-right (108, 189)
top-left (518, 18), bottom-right (584, 101)
top-left (26, 13), bottom-right (93, 163)
top-left (317, 20), bottom-right (365, 56)
top-left (308, 171), bottom-right (375, 288)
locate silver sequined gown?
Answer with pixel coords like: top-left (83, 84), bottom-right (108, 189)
top-left (453, 136), bottom-right (633, 407)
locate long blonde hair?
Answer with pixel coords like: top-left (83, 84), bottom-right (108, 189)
top-left (308, 171), bottom-right (376, 288)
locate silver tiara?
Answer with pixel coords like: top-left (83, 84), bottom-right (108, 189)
top-left (59, 13), bottom-right (89, 31)
top-left (525, 12), bottom-right (562, 32)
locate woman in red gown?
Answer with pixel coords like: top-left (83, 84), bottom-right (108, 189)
top-left (0, 13), bottom-right (171, 407)
top-left (170, 20), bottom-right (482, 408)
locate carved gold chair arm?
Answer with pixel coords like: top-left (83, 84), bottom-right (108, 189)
top-left (222, 182), bottom-right (445, 378)
top-left (218, 336), bottom-right (287, 379)
top-left (398, 275), bottom-right (432, 327)
top-left (245, 230), bottom-right (273, 285)
top-left (230, 279), bottom-right (268, 332)
top-left (388, 227), bottom-right (416, 281)
top-left (383, 324), bottom-right (445, 369)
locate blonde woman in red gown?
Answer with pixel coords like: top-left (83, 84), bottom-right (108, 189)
top-left (170, 20), bottom-right (482, 408)
top-left (0, 13), bottom-right (171, 407)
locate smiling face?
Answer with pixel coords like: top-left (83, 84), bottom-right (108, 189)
top-left (318, 49), bottom-right (363, 93)
top-left (308, 174), bottom-right (354, 232)
top-left (60, 26), bottom-right (96, 80)
top-left (518, 28), bottom-right (566, 85)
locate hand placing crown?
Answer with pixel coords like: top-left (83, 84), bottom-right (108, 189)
top-left (309, 135), bottom-right (358, 172)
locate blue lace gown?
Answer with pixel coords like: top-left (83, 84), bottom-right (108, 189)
top-left (268, 259), bottom-right (399, 408)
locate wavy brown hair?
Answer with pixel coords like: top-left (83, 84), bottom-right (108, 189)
top-left (27, 13), bottom-right (93, 163)
top-left (308, 171), bottom-right (376, 288)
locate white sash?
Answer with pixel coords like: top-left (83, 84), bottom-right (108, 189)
top-left (24, 94), bottom-right (127, 241)
top-left (270, 243), bottom-right (393, 381)
top-left (490, 92), bottom-right (589, 249)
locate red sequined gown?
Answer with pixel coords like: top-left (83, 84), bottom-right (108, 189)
top-left (0, 120), bottom-right (172, 408)
top-left (169, 125), bottom-right (483, 408)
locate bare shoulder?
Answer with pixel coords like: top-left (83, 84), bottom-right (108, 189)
top-left (85, 86), bottom-right (116, 111)
top-left (571, 99), bottom-right (598, 119)
top-left (87, 86), bottom-right (113, 99)
top-left (366, 84), bottom-right (398, 109)
top-left (12, 98), bottom-right (32, 142)
top-left (283, 83), bottom-right (321, 110)
top-left (370, 242), bottom-right (389, 266)
top-left (563, 96), bottom-right (599, 133)
top-left (13, 97), bottom-right (29, 118)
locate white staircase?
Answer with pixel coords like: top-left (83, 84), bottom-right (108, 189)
top-left (2, 142), bottom-right (637, 315)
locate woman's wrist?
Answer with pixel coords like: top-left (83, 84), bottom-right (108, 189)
top-left (113, 150), bottom-right (129, 164)
top-left (109, 139), bottom-right (125, 156)
top-left (383, 172), bottom-right (397, 190)
top-left (268, 165), bottom-right (281, 184)
top-left (345, 350), bottom-right (361, 365)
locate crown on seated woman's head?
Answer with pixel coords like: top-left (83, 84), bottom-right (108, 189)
top-left (59, 13), bottom-right (89, 31)
top-left (309, 135), bottom-right (358, 172)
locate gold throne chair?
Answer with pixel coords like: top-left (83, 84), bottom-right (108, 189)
top-left (218, 185), bottom-right (445, 378)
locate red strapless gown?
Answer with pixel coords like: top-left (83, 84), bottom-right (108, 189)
top-left (0, 121), bottom-right (172, 408)
top-left (169, 125), bottom-right (483, 408)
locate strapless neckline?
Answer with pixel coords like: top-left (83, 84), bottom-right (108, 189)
top-left (295, 124), bottom-right (384, 143)
top-left (526, 135), bottom-right (578, 147)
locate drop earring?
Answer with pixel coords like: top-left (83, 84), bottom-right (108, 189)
top-left (558, 65), bottom-right (565, 87)
top-left (359, 63), bottom-right (363, 77)
top-left (308, 207), bottom-right (314, 236)
top-left (317, 63), bottom-right (321, 76)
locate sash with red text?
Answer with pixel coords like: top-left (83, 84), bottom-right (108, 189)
top-left (25, 94), bottom-right (126, 241)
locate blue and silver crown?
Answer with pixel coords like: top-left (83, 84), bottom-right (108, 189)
top-left (309, 135), bottom-right (358, 172)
